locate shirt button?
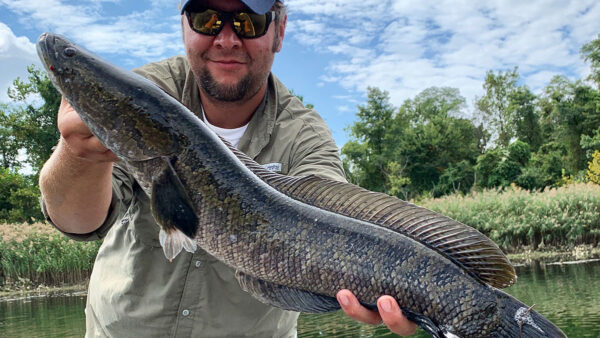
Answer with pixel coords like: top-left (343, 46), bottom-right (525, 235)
top-left (195, 261), bottom-right (201, 268)
top-left (182, 309), bottom-right (190, 317)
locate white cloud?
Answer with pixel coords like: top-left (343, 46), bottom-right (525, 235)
top-left (337, 105), bottom-right (351, 113)
top-left (286, 0), bottom-right (600, 110)
top-left (0, 0), bottom-right (183, 62)
top-left (0, 22), bottom-right (41, 102)
top-left (0, 0), bottom-right (189, 104)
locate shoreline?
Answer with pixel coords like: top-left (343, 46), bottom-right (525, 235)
top-left (506, 244), bottom-right (600, 265)
top-left (1, 246), bottom-right (598, 302)
top-left (0, 281), bottom-right (88, 302)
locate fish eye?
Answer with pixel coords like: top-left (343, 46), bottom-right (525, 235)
top-left (64, 47), bottom-right (76, 57)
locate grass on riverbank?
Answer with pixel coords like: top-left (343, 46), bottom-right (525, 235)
top-left (418, 182), bottom-right (600, 252)
top-left (0, 222), bottom-right (100, 290)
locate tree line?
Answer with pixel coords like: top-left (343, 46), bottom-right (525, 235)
top-left (0, 66), bottom-right (60, 223)
top-left (342, 35), bottom-right (600, 200)
top-left (0, 35), bottom-right (599, 224)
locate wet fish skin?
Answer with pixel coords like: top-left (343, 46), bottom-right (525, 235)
top-left (37, 32), bottom-right (566, 337)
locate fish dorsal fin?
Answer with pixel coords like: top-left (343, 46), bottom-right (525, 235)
top-left (223, 141), bottom-right (516, 288)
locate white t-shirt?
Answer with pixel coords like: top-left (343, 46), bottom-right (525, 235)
top-left (202, 108), bottom-right (248, 148)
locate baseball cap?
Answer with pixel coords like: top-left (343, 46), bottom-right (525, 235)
top-left (180, 0), bottom-right (276, 14)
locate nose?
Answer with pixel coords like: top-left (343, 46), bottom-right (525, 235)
top-left (213, 20), bottom-right (242, 49)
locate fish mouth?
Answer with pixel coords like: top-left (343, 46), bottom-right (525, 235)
top-left (37, 33), bottom-right (55, 71)
top-left (36, 32), bottom-right (65, 93)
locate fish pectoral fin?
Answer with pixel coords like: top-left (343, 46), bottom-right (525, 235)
top-left (151, 157), bottom-right (199, 239)
top-left (159, 228), bottom-right (184, 261)
top-left (235, 271), bottom-right (340, 313)
top-left (401, 308), bottom-right (446, 338)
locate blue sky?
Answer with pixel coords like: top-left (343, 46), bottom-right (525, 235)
top-left (0, 0), bottom-right (598, 148)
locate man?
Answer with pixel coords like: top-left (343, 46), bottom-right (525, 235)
top-left (39, 0), bottom-right (416, 336)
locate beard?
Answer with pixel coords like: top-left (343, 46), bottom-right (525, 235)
top-left (197, 63), bottom-right (267, 103)
top-left (198, 68), bottom-right (248, 102)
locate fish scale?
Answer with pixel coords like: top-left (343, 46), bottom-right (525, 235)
top-left (180, 154), bottom-right (501, 335)
top-left (37, 32), bottom-right (566, 338)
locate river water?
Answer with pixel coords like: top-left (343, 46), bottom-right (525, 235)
top-left (1, 260), bottom-right (598, 337)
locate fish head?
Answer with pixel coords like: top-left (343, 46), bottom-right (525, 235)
top-left (36, 32), bottom-right (180, 161)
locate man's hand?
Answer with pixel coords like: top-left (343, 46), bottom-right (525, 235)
top-left (58, 97), bottom-right (119, 162)
top-left (39, 97), bottom-right (118, 233)
top-left (337, 289), bottom-right (417, 336)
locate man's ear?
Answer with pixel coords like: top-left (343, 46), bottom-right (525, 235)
top-left (275, 14), bottom-right (287, 53)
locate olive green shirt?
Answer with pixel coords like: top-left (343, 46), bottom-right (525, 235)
top-left (43, 55), bottom-right (346, 337)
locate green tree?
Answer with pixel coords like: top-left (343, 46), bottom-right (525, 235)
top-left (475, 148), bottom-right (504, 188)
top-left (507, 139), bottom-right (531, 166)
top-left (473, 123), bottom-right (491, 154)
top-left (581, 126), bottom-right (600, 160)
top-left (516, 142), bottom-right (567, 190)
top-left (539, 76), bottom-right (600, 173)
top-left (0, 104), bottom-right (22, 169)
top-left (6, 65), bottom-right (61, 174)
top-left (435, 160), bottom-right (475, 196)
top-left (342, 87), bottom-right (397, 192)
top-left (581, 33), bottom-right (600, 87)
top-left (401, 87), bottom-right (466, 123)
top-left (395, 87), bottom-right (479, 197)
top-left (0, 168), bottom-right (42, 223)
top-left (343, 87), bottom-right (480, 198)
top-left (0, 66), bottom-right (59, 223)
top-left (475, 67), bottom-right (520, 147)
top-left (508, 87), bottom-right (543, 152)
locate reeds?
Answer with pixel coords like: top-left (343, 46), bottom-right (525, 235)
top-left (0, 222), bottom-right (101, 288)
top-left (419, 182), bottom-right (600, 252)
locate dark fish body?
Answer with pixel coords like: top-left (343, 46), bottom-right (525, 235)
top-left (37, 33), bottom-right (566, 337)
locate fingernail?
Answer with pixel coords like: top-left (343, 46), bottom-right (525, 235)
top-left (381, 299), bottom-right (393, 312)
top-left (339, 294), bottom-right (349, 307)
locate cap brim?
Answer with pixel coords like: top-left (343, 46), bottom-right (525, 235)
top-left (180, 0), bottom-right (276, 15)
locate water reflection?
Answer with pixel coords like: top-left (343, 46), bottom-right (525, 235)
top-left (505, 260), bottom-right (600, 337)
top-left (0, 260), bottom-right (598, 337)
top-left (0, 295), bottom-right (86, 337)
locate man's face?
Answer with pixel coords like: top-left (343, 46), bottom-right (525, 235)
top-left (182, 0), bottom-right (285, 102)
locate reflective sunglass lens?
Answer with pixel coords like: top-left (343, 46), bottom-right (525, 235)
top-left (190, 10), bottom-right (222, 35)
top-left (188, 10), bottom-right (272, 38)
top-left (234, 13), bottom-right (267, 38)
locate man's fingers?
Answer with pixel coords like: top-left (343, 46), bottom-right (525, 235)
top-left (337, 290), bottom-right (419, 336)
top-left (58, 97), bottom-right (94, 138)
top-left (57, 97), bottom-right (118, 162)
top-left (336, 289), bottom-right (382, 325)
top-left (61, 136), bottom-right (119, 162)
top-left (377, 296), bottom-right (417, 336)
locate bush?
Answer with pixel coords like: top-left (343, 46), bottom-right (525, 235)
top-left (587, 150), bottom-right (600, 184)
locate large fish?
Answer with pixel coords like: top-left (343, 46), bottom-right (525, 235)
top-left (37, 32), bottom-right (566, 337)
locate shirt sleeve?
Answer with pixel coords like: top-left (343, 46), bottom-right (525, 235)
top-left (40, 162), bottom-right (134, 241)
top-left (132, 56), bottom-right (187, 101)
top-left (286, 118), bottom-right (347, 183)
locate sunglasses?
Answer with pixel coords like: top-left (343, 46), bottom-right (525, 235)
top-left (185, 7), bottom-right (277, 39)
